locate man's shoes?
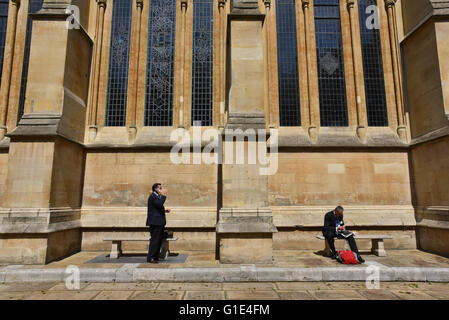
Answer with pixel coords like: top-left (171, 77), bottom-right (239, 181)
top-left (357, 255), bottom-right (365, 264)
top-left (147, 258), bottom-right (158, 264)
top-left (330, 253), bottom-right (337, 260)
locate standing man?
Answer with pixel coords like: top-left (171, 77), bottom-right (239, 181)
top-left (146, 183), bottom-right (171, 263)
top-left (322, 206), bottom-right (365, 263)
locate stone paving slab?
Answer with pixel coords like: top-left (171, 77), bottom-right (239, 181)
top-left (310, 290), bottom-right (367, 300)
top-left (225, 290), bottom-right (280, 300)
top-left (24, 291), bottom-right (101, 300)
top-left (129, 291), bottom-right (184, 300)
top-left (93, 290), bottom-right (134, 300)
top-left (0, 281), bottom-right (447, 300)
top-left (184, 291), bottom-right (226, 300)
top-left (156, 282), bottom-right (223, 291)
top-left (390, 290), bottom-right (436, 300)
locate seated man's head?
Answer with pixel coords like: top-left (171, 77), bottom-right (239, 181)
top-left (334, 206), bottom-right (344, 219)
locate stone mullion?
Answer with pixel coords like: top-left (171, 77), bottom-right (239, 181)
top-left (126, 0), bottom-right (143, 142)
top-left (347, 0), bottom-right (367, 142)
top-left (262, 0), bottom-right (271, 128)
top-left (302, 0), bottom-right (318, 141)
top-left (339, 0), bottom-right (357, 128)
top-left (267, 0), bottom-right (279, 128)
top-left (88, 0), bottom-right (107, 142)
top-left (0, 0), bottom-right (20, 141)
top-left (385, 0), bottom-right (405, 141)
top-left (96, 0), bottom-right (113, 128)
top-left (135, 0), bottom-right (149, 128)
top-left (215, 0), bottom-right (225, 128)
top-left (177, 0), bottom-right (188, 128)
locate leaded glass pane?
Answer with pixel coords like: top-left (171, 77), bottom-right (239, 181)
top-left (191, 0), bottom-right (213, 127)
top-left (358, 0), bottom-right (388, 127)
top-left (276, 0), bottom-right (301, 127)
top-left (145, 0), bottom-right (176, 127)
top-left (0, 0), bottom-right (9, 87)
top-left (314, 0), bottom-right (348, 127)
top-left (105, 0), bottom-right (133, 127)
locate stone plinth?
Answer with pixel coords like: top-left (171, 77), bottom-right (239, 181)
top-left (217, 208), bottom-right (277, 264)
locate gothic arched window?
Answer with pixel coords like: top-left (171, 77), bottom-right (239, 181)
top-left (276, 0), bottom-right (301, 127)
top-left (314, 0), bottom-right (348, 127)
top-left (191, 0), bottom-right (214, 127)
top-left (105, 0), bottom-right (133, 127)
top-left (358, 0), bottom-right (388, 126)
top-left (145, 0), bottom-right (176, 127)
top-left (18, 0), bottom-right (44, 121)
top-left (0, 0), bottom-right (9, 87)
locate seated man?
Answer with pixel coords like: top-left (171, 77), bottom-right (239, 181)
top-left (322, 206), bottom-right (365, 263)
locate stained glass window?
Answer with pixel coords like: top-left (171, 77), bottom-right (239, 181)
top-left (191, 0), bottom-right (213, 127)
top-left (358, 0), bottom-right (388, 126)
top-left (276, 0), bottom-right (301, 127)
top-left (314, 0), bottom-right (348, 127)
top-left (105, 0), bottom-right (133, 127)
top-left (18, 0), bottom-right (44, 120)
top-left (0, 0), bottom-right (9, 87)
top-left (145, 0), bottom-right (176, 127)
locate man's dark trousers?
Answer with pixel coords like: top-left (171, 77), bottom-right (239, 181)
top-left (147, 225), bottom-right (164, 260)
top-left (325, 234), bottom-right (359, 256)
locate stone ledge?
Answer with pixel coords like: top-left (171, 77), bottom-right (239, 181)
top-left (1, 266), bottom-right (448, 283)
top-left (0, 221), bottom-right (81, 234)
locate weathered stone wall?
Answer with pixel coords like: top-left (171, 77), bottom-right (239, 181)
top-left (269, 152), bottom-right (411, 206)
top-left (82, 151), bottom-right (218, 208)
top-left (0, 151), bottom-right (8, 201)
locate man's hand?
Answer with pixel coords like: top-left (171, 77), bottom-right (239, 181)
top-left (338, 226), bottom-right (345, 231)
top-left (165, 209), bottom-right (171, 213)
top-left (159, 189), bottom-right (166, 196)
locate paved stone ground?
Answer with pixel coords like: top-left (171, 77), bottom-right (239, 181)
top-left (0, 281), bottom-right (448, 300)
top-left (12, 249), bottom-right (449, 270)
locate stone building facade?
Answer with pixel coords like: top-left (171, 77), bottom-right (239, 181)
top-left (0, 0), bottom-right (447, 264)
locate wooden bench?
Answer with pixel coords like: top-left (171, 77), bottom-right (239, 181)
top-left (316, 234), bottom-right (393, 257)
top-left (104, 236), bottom-right (178, 260)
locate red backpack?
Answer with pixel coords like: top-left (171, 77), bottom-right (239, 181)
top-left (336, 250), bottom-right (359, 264)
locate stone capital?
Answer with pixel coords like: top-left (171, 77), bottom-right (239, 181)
top-left (11, 0), bottom-right (20, 7)
top-left (263, 0), bottom-right (271, 8)
top-left (218, 0), bottom-right (226, 9)
top-left (181, 0), bottom-right (188, 9)
top-left (136, 0), bottom-right (143, 9)
top-left (384, 0), bottom-right (396, 9)
top-left (301, 0), bottom-right (310, 10)
top-left (97, 0), bottom-right (107, 8)
top-left (347, 0), bottom-right (355, 10)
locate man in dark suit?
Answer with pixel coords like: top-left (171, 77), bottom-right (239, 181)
top-left (146, 183), bottom-right (171, 263)
top-left (322, 206), bottom-right (365, 263)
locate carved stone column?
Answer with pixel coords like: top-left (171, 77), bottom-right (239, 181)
top-left (385, 0), bottom-right (406, 141)
top-left (88, 0), bottom-right (107, 143)
top-left (347, 0), bottom-right (367, 142)
top-left (177, 0), bottom-right (188, 128)
top-left (0, 0), bottom-right (21, 140)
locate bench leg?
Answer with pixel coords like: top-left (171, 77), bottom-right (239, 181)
top-left (159, 239), bottom-right (169, 260)
top-left (110, 241), bottom-right (122, 259)
top-left (324, 239), bottom-right (331, 256)
top-left (371, 239), bottom-right (387, 257)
